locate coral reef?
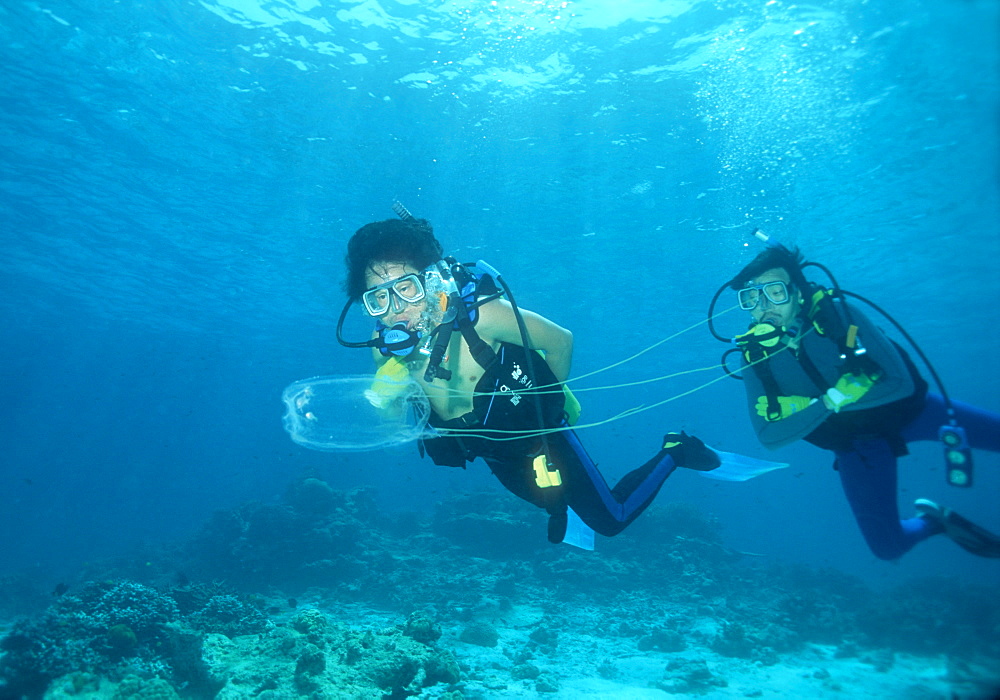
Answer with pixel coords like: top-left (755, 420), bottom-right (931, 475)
top-left (1, 479), bottom-right (997, 698)
top-left (187, 594), bottom-right (271, 638)
top-left (459, 622), bottom-right (500, 648)
top-left (184, 486), bottom-right (384, 592)
top-left (655, 657), bottom-right (728, 694)
top-left (0, 581), bottom-right (181, 698)
top-left (0, 580), bottom-right (260, 699)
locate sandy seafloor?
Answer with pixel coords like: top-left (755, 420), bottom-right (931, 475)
top-left (1, 482), bottom-right (997, 700)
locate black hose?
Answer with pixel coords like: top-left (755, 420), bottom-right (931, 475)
top-left (841, 290), bottom-right (953, 411)
top-left (706, 281), bottom-right (734, 343)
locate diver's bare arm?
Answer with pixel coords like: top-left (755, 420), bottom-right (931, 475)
top-left (478, 300), bottom-right (573, 382)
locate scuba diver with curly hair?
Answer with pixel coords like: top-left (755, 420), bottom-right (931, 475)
top-left (715, 238), bottom-right (1000, 560)
top-left (336, 212), bottom-right (743, 548)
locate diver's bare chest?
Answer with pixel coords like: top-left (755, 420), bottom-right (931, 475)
top-left (414, 345), bottom-right (490, 420)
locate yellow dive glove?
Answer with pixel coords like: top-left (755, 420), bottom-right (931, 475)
top-left (365, 357), bottom-right (411, 409)
top-left (823, 372), bottom-right (876, 413)
top-left (756, 395), bottom-right (815, 422)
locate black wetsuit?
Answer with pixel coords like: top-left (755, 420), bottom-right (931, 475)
top-left (420, 343), bottom-right (679, 542)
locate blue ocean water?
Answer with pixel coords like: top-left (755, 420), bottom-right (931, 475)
top-left (1, 0), bottom-right (997, 598)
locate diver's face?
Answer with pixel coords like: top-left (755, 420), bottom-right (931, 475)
top-left (747, 267), bottom-right (802, 328)
top-left (364, 261), bottom-right (427, 329)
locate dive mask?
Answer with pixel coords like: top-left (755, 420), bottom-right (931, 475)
top-left (338, 260), bottom-right (462, 356)
top-left (362, 274), bottom-right (425, 317)
top-left (360, 262), bottom-right (459, 324)
top-left (738, 280), bottom-right (791, 310)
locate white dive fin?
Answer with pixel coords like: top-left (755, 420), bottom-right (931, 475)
top-left (562, 507), bottom-right (595, 551)
top-left (699, 446), bottom-right (789, 481)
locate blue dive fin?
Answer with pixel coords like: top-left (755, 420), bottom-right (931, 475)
top-left (562, 507), bottom-right (595, 551)
top-left (699, 446), bottom-right (788, 481)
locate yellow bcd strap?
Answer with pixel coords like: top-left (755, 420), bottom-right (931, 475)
top-left (808, 287), bottom-right (831, 312)
top-left (845, 324), bottom-right (859, 349)
top-left (807, 288), bottom-right (835, 335)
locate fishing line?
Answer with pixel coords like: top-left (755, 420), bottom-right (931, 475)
top-left (437, 343), bottom-right (795, 443)
top-left (412, 302), bottom-right (745, 401)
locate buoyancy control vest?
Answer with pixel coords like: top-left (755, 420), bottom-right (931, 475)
top-left (736, 285), bottom-right (883, 421)
top-left (739, 289), bottom-right (926, 452)
top-left (420, 341), bottom-right (568, 468)
top-left (414, 259), bottom-right (569, 467)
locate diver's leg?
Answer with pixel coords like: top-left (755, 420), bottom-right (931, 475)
top-left (483, 444), bottom-right (580, 545)
top-left (834, 439), bottom-right (943, 560)
top-left (482, 443), bottom-right (550, 508)
top-left (551, 429), bottom-right (678, 537)
top-left (901, 394), bottom-right (1000, 450)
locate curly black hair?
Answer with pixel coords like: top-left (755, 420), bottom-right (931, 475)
top-left (728, 243), bottom-right (809, 291)
top-left (343, 218), bottom-right (443, 300)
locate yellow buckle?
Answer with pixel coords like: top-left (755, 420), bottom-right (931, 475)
top-left (845, 324), bottom-right (859, 349)
top-left (533, 454), bottom-right (562, 488)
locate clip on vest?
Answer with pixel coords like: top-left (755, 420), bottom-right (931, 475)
top-left (533, 454), bottom-right (562, 488)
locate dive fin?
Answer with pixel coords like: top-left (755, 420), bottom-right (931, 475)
top-left (562, 507), bottom-right (595, 551)
top-left (916, 499), bottom-right (1000, 558)
top-left (698, 446), bottom-right (789, 481)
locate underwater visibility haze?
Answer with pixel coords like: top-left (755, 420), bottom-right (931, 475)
top-left (1, 0), bottom-right (998, 697)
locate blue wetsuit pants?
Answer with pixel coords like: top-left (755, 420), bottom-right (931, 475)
top-left (483, 426), bottom-right (677, 539)
top-left (834, 394), bottom-right (1000, 560)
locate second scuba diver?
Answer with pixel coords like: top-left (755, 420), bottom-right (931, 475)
top-left (338, 213), bottom-right (727, 547)
top-left (716, 240), bottom-right (1000, 559)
